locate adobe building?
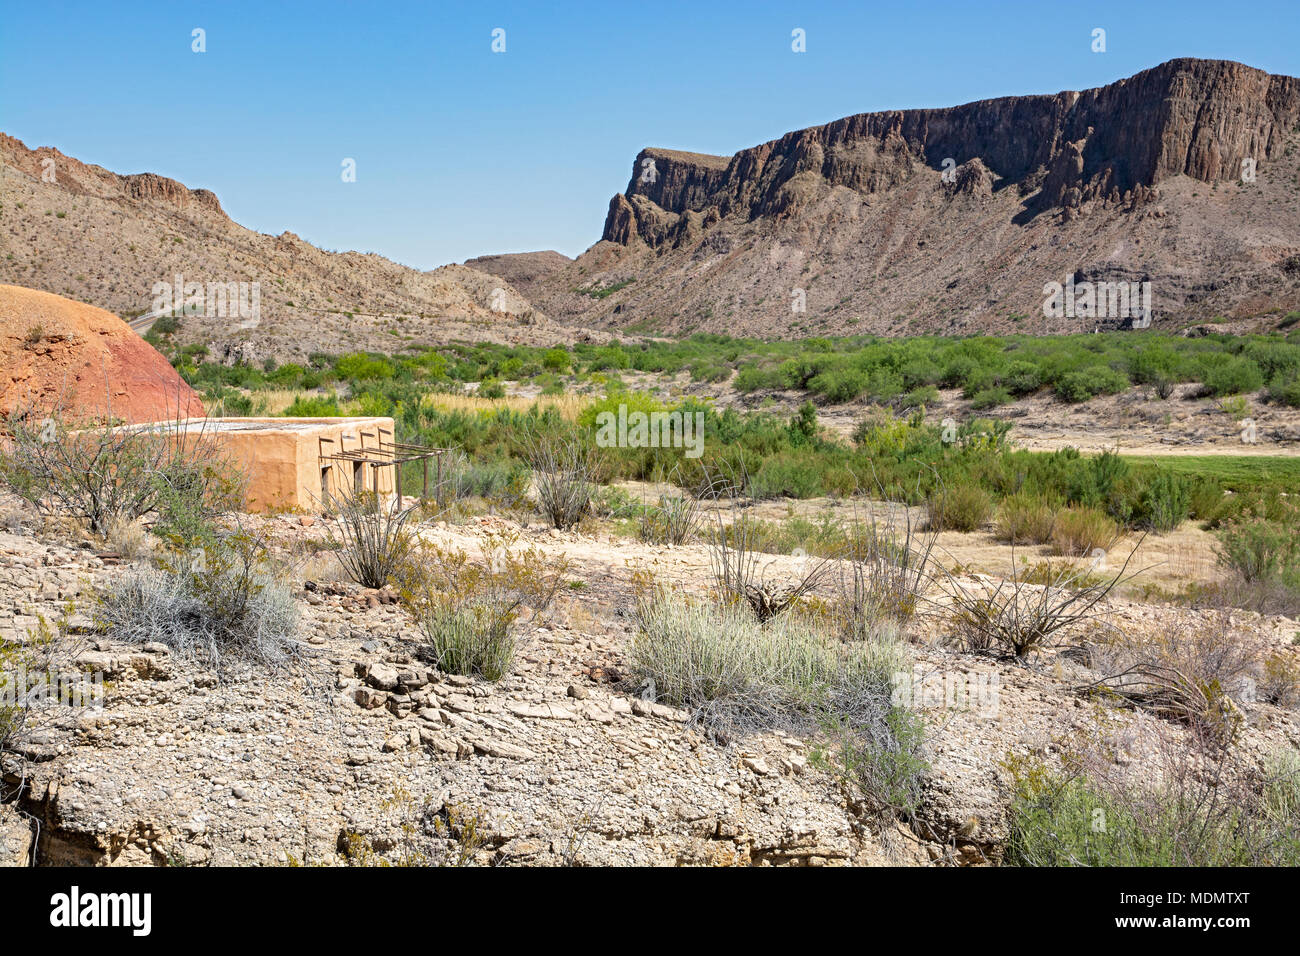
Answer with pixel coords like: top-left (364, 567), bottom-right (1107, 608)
top-left (158, 416), bottom-right (401, 513)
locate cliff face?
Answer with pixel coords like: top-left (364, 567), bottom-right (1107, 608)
top-left (603, 59), bottom-right (1300, 248)
top-left (528, 58), bottom-right (1299, 336)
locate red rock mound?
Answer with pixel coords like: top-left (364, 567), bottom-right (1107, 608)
top-left (0, 284), bottom-right (204, 424)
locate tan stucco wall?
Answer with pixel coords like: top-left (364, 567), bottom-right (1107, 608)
top-left (132, 417), bottom-right (398, 513)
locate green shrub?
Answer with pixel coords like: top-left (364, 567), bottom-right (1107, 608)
top-left (1056, 366), bottom-right (1130, 403)
top-left (970, 386), bottom-right (1012, 410)
top-left (926, 483), bottom-right (992, 533)
top-left (1202, 356), bottom-right (1264, 397)
top-left (1004, 751), bottom-right (1300, 866)
top-left (996, 494), bottom-right (1057, 545)
top-left (1133, 471), bottom-right (1191, 532)
top-left (399, 538), bottom-right (568, 680)
top-left (1049, 506), bottom-right (1118, 556)
top-left (1002, 361), bottom-right (1042, 396)
top-left (899, 385), bottom-right (940, 409)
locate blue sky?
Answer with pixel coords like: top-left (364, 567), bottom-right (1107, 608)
top-left (3, 1), bottom-right (1297, 269)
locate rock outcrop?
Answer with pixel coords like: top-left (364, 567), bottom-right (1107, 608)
top-left (0, 284), bottom-right (204, 424)
top-left (510, 58), bottom-right (1300, 336)
top-left (604, 58), bottom-right (1300, 246)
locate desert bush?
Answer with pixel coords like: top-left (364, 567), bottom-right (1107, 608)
top-left (327, 489), bottom-right (419, 589)
top-left (398, 535), bottom-right (568, 680)
top-left (1259, 651), bottom-right (1300, 708)
top-left (941, 549), bottom-right (1136, 658)
top-left (1080, 614), bottom-right (1257, 745)
top-left (631, 589), bottom-right (927, 814)
top-left (995, 494), bottom-right (1057, 545)
top-left (1049, 506), bottom-right (1118, 557)
top-left (525, 430), bottom-right (598, 530)
top-left (969, 386), bottom-right (1012, 410)
top-left (1202, 356), bottom-right (1264, 397)
top-left (1005, 755), bottom-right (1298, 866)
top-left (0, 409), bottom-right (242, 536)
top-left (899, 385), bottom-right (940, 409)
top-left (1005, 723), bottom-right (1300, 866)
top-left (835, 504), bottom-right (937, 636)
top-left (637, 492), bottom-right (700, 546)
top-left (1131, 470), bottom-right (1191, 532)
top-left (633, 586), bottom-right (892, 713)
top-left (1215, 517), bottom-right (1299, 584)
top-left (925, 482), bottom-right (992, 533)
top-left (702, 477), bottom-right (831, 621)
top-left (438, 452), bottom-right (530, 505)
top-left (1056, 366), bottom-right (1130, 403)
top-left (99, 531), bottom-right (298, 665)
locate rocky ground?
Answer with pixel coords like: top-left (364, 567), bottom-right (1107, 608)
top-left (2, 498), bottom-right (1298, 868)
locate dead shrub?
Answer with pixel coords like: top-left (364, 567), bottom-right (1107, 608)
top-left (1079, 613), bottom-right (1260, 746)
top-left (835, 502), bottom-right (937, 638)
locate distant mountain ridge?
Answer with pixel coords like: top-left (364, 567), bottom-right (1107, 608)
top-left (0, 134), bottom-right (596, 362)
top-left (497, 58), bottom-right (1300, 337)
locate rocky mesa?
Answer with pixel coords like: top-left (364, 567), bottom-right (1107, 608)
top-left (518, 58), bottom-right (1300, 336)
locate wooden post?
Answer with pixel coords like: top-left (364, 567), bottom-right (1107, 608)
top-left (436, 453), bottom-right (444, 509)
top-left (422, 458), bottom-right (429, 504)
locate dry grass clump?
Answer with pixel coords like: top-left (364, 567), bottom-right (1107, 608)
top-left (995, 493), bottom-right (1057, 545)
top-left (398, 534), bottom-right (569, 680)
top-left (103, 516), bottom-right (153, 561)
top-left (630, 588), bottom-right (927, 815)
top-left (1049, 506), bottom-right (1119, 557)
top-left (925, 482), bottom-right (992, 533)
top-left (98, 530), bottom-right (298, 666)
